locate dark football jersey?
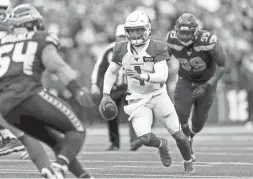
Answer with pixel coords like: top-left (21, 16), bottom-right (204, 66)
top-left (0, 31), bottom-right (60, 116)
top-left (166, 29), bottom-right (218, 82)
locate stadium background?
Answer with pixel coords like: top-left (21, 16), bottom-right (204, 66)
top-left (4, 0), bottom-right (253, 127)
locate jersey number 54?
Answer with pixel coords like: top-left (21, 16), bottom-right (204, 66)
top-left (0, 41), bottom-right (38, 77)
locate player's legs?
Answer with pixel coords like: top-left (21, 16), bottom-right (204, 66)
top-left (191, 84), bottom-right (217, 135)
top-left (174, 78), bottom-right (194, 137)
top-left (153, 90), bottom-right (194, 173)
top-left (42, 128), bottom-right (94, 179)
top-left (130, 106), bottom-right (171, 167)
top-left (5, 89), bottom-right (86, 175)
top-left (105, 91), bottom-right (123, 150)
top-left (0, 117), bottom-right (25, 156)
top-left (107, 117), bottom-right (119, 150)
top-left (189, 84), bottom-right (217, 162)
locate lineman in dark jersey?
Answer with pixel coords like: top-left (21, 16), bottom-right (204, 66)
top-left (0, 4), bottom-right (94, 178)
top-left (91, 24), bottom-right (140, 151)
top-left (0, 0), bottom-right (27, 157)
top-left (166, 13), bottom-right (227, 161)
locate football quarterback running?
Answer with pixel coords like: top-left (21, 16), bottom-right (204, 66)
top-left (166, 13), bottom-right (227, 161)
top-left (99, 11), bottom-right (194, 173)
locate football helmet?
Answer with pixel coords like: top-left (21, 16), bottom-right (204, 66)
top-left (5, 4), bottom-right (45, 31)
top-left (124, 11), bottom-right (151, 46)
top-left (0, 0), bottom-right (10, 22)
top-left (175, 13), bottom-right (199, 46)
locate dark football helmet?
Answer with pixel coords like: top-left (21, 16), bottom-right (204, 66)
top-left (5, 4), bottom-right (45, 31)
top-left (175, 13), bottom-right (199, 46)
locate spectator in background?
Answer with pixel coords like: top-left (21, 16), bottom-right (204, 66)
top-left (91, 24), bottom-right (141, 151)
top-left (239, 52), bottom-right (253, 130)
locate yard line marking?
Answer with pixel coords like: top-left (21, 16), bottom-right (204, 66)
top-left (1, 159), bottom-right (253, 166)
top-left (112, 164), bottom-right (211, 167)
top-left (0, 171), bottom-right (250, 179)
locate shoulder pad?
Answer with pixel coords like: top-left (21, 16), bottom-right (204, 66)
top-left (148, 39), bottom-right (168, 56)
top-left (165, 30), bottom-right (184, 51)
top-left (45, 33), bottom-right (60, 48)
top-left (111, 41), bottom-right (127, 65)
top-left (113, 41), bottom-right (127, 53)
top-left (34, 32), bottom-right (60, 49)
top-left (194, 30), bottom-right (218, 51)
top-left (166, 30), bottom-right (177, 43)
top-left (198, 30), bottom-right (218, 45)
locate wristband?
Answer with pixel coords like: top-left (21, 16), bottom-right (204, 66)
top-left (140, 74), bottom-right (149, 81)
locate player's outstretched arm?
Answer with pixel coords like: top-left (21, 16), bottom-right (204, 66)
top-left (41, 44), bottom-right (94, 107)
top-left (207, 40), bottom-right (227, 86)
top-left (103, 62), bottom-right (121, 95)
top-left (41, 44), bottom-right (77, 85)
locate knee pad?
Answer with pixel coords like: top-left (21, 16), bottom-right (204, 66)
top-left (138, 133), bottom-right (152, 146)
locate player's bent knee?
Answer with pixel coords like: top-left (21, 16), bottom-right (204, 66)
top-left (172, 130), bottom-right (186, 141)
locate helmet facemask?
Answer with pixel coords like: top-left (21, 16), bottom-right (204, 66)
top-left (125, 25), bottom-right (151, 46)
top-left (175, 25), bottom-right (198, 46)
top-left (124, 11), bottom-right (151, 47)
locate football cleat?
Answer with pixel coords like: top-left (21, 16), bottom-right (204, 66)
top-left (158, 138), bottom-right (172, 167)
top-left (184, 160), bottom-right (195, 173)
top-left (49, 162), bottom-right (68, 179)
top-left (106, 144), bottom-right (119, 151)
top-left (0, 137), bottom-right (25, 156)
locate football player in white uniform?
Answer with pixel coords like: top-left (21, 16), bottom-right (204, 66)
top-left (99, 11), bottom-right (194, 173)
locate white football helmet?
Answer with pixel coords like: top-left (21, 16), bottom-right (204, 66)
top-left (124, 11), bottom-right (151, 46)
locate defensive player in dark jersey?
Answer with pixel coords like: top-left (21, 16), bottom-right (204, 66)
top-left (1, 4), bottom-right (94, 178)
top-left (100, 11), bottom-right (195, 173)
top-left (166, 13), bottom-right (227, 161)
top-left (0, 0), bottom-right (29, 158)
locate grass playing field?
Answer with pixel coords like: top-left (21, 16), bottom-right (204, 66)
top-left (0, 124), bottom-right (252, 179)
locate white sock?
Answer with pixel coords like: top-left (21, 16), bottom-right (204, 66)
top-left (0, 129), bottom-right (17, 139)
top-left (184, 159), bottom-right (193, 163)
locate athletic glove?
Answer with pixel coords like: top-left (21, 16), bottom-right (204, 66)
top-left (192, 83), bottom-right (211, 100)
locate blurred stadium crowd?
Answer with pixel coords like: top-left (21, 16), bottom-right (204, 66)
top-left (6, 0), bottom-right (253, 126)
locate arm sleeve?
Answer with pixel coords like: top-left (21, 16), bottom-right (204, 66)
top-left (149, 60), bottom-right (168, 83)
top-left (103, 62), bottom-right (121, 94)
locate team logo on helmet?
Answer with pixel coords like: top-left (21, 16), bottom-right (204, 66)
top-left (124, 11), bottom-right (151, 46)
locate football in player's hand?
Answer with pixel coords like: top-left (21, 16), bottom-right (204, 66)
top-left (99, 101), bottom-right (118, 121)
